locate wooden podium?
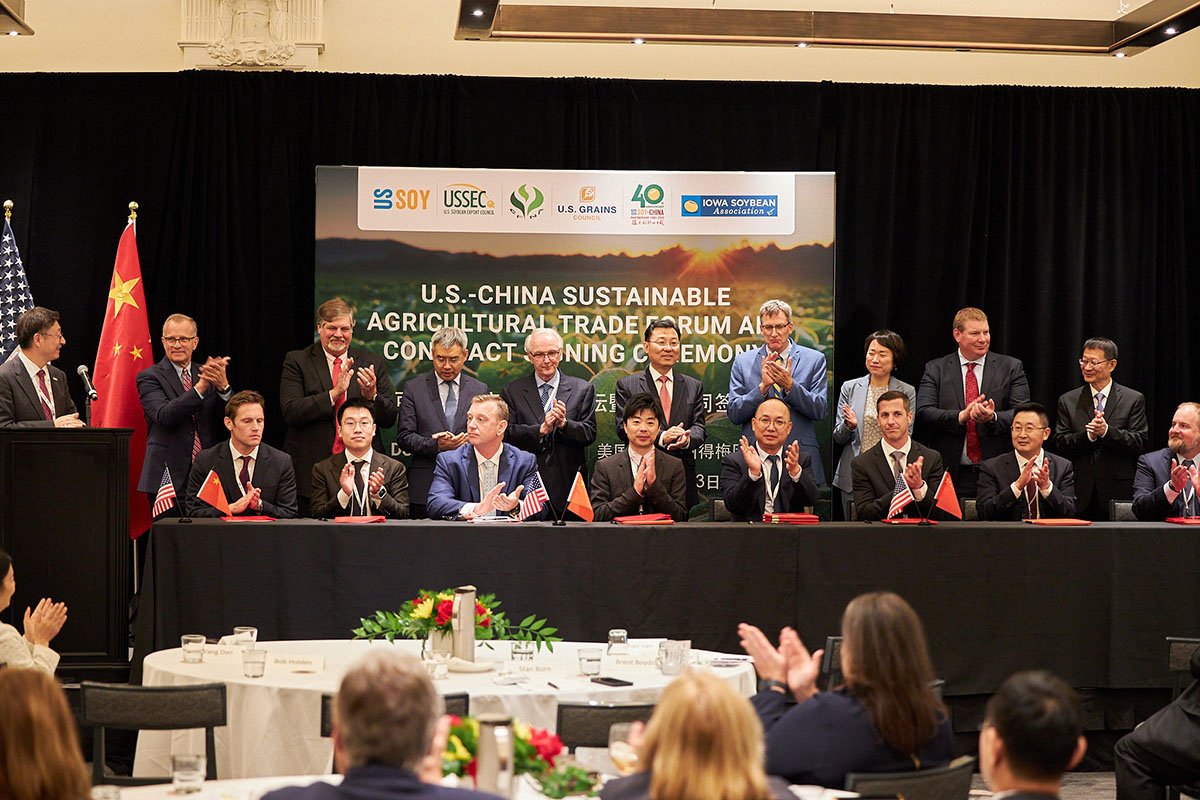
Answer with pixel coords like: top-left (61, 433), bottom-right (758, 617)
top-left (0, 427), bottom-right (132, 681)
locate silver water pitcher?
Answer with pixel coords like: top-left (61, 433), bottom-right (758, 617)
top-left (474, 713), bottom-right (515, 798)
top-left (451, 585), bottom-right (476, 662)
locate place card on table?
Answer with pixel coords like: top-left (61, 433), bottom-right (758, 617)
top-left (269, 653), bottom-right (325, 672)
top-left (199, 645), bottom-right (245, 663)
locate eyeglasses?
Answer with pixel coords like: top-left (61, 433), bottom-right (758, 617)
top-left (527, 350), bottom-right (562, 360)
top-left (1012, 424), bottom-right (1048, 435)
top-left (1078, 359), bottom-right (1113, 368)
top-left (37, 330), bottom-right (65, 341)
top-left (163, 336), bottom-right (198, 345)
top-left (760, 324), bottom-right (792, 333)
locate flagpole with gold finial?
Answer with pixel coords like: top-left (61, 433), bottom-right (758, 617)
top-left (3, 200), bottom-right (12, 220)
top-left (128, 201), bottom-right (138, 224)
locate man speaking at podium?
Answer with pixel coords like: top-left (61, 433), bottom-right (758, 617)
top-left (0, 307), bottom-right (84, 428)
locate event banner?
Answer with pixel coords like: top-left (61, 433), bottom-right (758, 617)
top-left (315, 166), bottom-right (835, 518)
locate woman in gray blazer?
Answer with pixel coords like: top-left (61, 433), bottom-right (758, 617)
top-left (832, 331), bottom-right (916, 519)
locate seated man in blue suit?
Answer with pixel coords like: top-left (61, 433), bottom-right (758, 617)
top-left (1133, 401), bottom-right (1200, 520)
top-left (426, 394), bottom-right (545, 520)
top-left (727, 299), bottom-right (828, 485)
top-left (261, 649), bottom-right (501, 800)
top-left (976, 402), bottom-right (1076, 521)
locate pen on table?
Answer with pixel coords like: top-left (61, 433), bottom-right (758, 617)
top-left (547, 681), bottom-right (560, 689)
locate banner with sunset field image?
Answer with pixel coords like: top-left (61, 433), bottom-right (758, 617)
top-left (315, 166), bottom-right (835, 518)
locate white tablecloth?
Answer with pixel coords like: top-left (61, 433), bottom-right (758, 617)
top-left (134, 639), bottom-right (755, 780)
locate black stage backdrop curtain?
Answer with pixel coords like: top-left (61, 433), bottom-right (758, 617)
top-left (0, 72), bottom-right (1196, 455)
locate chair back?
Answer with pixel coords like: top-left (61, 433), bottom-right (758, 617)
top-left (820, 636), bottom-right (844, 690)
top-left (1167, 636), bottom-right (1200, 700)
top-left (845, 754), bottom-right (975, 800)
top-left (962, 499), bottom-right (978, 521)
top-left (555, 702), bottom-right (655, 752)
top-left (320, 693), bottom-right (335, 737)
top-left (1111, 500), bottom-right (1137, 521)
top-left (708, 499), bottom-right (731, 522)
top-left (80, 682), bottom-right (226, 787)
top-left (443, 692), bottom-right (469, 717)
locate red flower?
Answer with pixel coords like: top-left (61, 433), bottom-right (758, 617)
top-left (466, 758), bottom-right (478, 779)
top-left (528, 728), bottom-right (562, 767)
top-left (446, 714), bottom-right (462, 726)
top-left (435, 599), bottom-right (454, 626)
top-left (474, 601), bottom-right (492, 627)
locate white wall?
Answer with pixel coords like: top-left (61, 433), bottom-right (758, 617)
top-left (0, 0), bottom-right (1196, 88)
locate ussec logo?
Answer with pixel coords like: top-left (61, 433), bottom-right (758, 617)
top-left (509, 183), bottom-right (545, 219)
top-left (442, 183), bottom-right (496, 216)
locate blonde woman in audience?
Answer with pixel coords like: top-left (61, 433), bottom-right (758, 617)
top-left (0, 547), bottom-right (67, 673)
top-left (600, 670), bottom-right (793, 800)
top-left (0, 669), bottom-right (91, 800)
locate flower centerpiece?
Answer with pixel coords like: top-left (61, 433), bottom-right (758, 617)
top-left (352, 589), bottom-right (561, 652)
top-left (443, 715), bottom-right (598, 798)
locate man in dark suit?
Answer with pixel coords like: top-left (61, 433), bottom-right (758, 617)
top-left (1115, 645), bottom-right (1200, 800)
top-left (0, 307), bottom-right (83, 428)
top-left (1052, 337), bottom-right (1148, 520)
top-left (500, 328), bottom-right (596, 518)
top-left (1132, 402), bottom-right (1200, 520)
top-left (311, 399), bottom-right (409, 519)
top-left (396, 327), bottom-right (487, 519)
top-left (979, 671), bottom-right (1087, 800)
top-left (722, 397), bottom-right (819, 521)
top-left (186, 390), bottom-right (298, 518)
top-left (426, 394), bottom-right (544, 520)
top-left (916, 306), bottom-right (1031, 500)
top-left (851, 391), bottom-right (946, 521)
top-left (136, 313), bottom-right (231, 508)
top-left (591, 392), bottom-right (688, 521)
top-left (615, 319), bottom-right (706, 508)
top-left (976, 403), bottom-right (1076, 520)
top-left (260, 649), bottom-right (502, 800)
top-left (280, 298), bottom-right (397, 516)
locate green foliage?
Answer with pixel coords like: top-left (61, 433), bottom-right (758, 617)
top-left (535, 764), bottom-right (602, 798)
top-left (351, 589), bottom-right (561, 652)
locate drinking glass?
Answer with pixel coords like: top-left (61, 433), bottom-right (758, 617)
top-left (608, 722), bottom-right (639, 775)
top-left (180, 635), bottom-right (205, 663)
top-left (232, 626), bottom-right (258, 646)
top-left (424, 650), bottom-right (450, 680)
top-left (171, 754), bottom-right (205, 794)
top-left (242, 648), bottom-right (267, 678)
top-left (578, 646), bottom-right (602, 676)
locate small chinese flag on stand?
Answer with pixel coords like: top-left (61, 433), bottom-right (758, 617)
top-left (934, 472), bottom-right (963, 519)
top-left (197, 470), bottom-right (232, 516)
top-left (92, 205), bottom-right (152, 539)
top-left (566, 472), bottom-right (594, 522)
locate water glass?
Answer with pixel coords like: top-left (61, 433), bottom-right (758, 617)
top-left (180, 635), bottom-right (205, 663)
top-left (91, 786), bottom-right (121, 800)
top-left (171, 753), bottom-right (205, 794)
top-left (424, 650), bottom-right (450, 680)
top-left (578, 646), bottom-right (602, 676)
top-left (608, 722), bottom-right (639, 775)
top-left (242, 648), bottom-right (267, 678)
top-left (509, 639), bottom-right (536, 661)
top-left (607, 628), bottom-right (629, 655)
top-left (232, 626), bottom-right (258, 646)
top-left (660, 640), bottom-right (689, 676)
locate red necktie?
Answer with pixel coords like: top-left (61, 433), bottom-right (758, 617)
top-left (36, 369), bottom-right (53, 421)
top-left (658, 376), bottom-right (671, 418)
top-left (964, 363), bottom-right (982, 463)
top-left (331, 357), bottom-right (345, 454)
top-left (239, 455), bottom-right (253, 492)
top-left (180, 367), bottom-right (202, 461)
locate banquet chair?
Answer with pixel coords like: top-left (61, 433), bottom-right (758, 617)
top-left (320, 693), bottom-right (334, 737)
top-left (963, 499), bottom-right (978, 521)
top-left (555, 702), bottom-right (655, 753)
top-left (844, 754), bottom-right (975, 800)
top-left (819, 636), bottom-right (843, 690)
top-left (707, 499), bottom-right (731, 522)
top-left (443, 692), bottom-right (469, 717)
top-left (1110, 500), bottom-right (1137, 521)
top-left (80, 681), bottom-right (226, 786)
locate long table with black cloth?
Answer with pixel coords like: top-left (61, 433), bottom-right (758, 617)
top-left (133, 520), bottom-right (1200, 723)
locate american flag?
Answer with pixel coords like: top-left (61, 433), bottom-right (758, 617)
top-left (887, 460), bottom-right (915, 519)
top-left (518, 470), bottom-right (549, 521)
top-left (152, 466), bottom-right (176, 517)
top-left (0, 217), bottom-right (35, 362)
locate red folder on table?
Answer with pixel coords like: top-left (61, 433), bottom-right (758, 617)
top-left (333, 515), bottom-right (386, 523)
top-left (1165, 517), bottom-right (1200, 525)
top-left (220, 515), bottom-right (276, 522)
top-left (881, 517), bottom-right (938, 525)
top-left (1023, 518), bottom-right (1093, 526)
top-left (762, 513), bottom-right (820, 524)
top-left (613, 513), bottom-right (674, 525)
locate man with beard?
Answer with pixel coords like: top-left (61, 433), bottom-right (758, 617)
top-left (1132, 402), bottom-right (1200, 520)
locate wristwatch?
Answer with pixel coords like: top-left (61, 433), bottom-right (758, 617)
top-left (761, 678), bottom-right (788, 694)
top-left (377, 486), bottom-right (387, 499)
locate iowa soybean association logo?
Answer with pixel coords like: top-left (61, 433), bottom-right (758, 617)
top-left (508, 183), bottom-right (545, 219)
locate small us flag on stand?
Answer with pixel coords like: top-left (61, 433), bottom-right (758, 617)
top-left (1, 206), bottom-right (36, 362)
top-left (518, 470), bottom-right (549, 520)
top-left (887, 465), bottom-right (915, 519)
top-left (152, 466), bottom-right (176, 517)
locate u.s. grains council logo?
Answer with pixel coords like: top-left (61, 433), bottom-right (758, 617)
top-left (509, 184), bottom-right (545, 219)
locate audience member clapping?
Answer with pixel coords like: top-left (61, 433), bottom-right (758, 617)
top-left (0, 547), bottom-right (67, 674)
top-left (0, 669), bottom-right (91, 800)
top-left (739, 591), bottom-right (952, 788)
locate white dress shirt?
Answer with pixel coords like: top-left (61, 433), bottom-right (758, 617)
top-left (229, 441), bottom-right (261, 497)
top-left (17, 351), bottom-right (54, 417)
top-left (337, 448), bottom-right (376, 511)
top-left (881, 437), bottom-right (927, 501)
top-left (1009, 450), bottom-right (1054, 500)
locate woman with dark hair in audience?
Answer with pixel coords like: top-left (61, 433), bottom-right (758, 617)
top-left (0, 547), bottom-right (68, 673)
top-left (0, 669), bottom-right (91, 800)
top-left (600, 670), bottom-right (793, 800)
top-left (739, 591), bottom-right (953, 788)
top-left (831, 330), bottom-right (915, 519)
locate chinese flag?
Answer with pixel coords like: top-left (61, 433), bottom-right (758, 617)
top-left (566, 472), bottom-right (594, 522)
top-left (197, 470), bottom-right (232, 516)
top-left (934, 472), bottom-right (963, 519)
top-left (92, 220), bottom-right (152, 539)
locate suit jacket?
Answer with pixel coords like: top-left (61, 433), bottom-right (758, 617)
top-left (0, 356), bottom-right (77, 427)
top-left (615, 368), bottom-right (706, 508)
top-left (727, 342), bottom-right (828, 484)
top-left (136, 357), bottom-right (228, 496)
top-left (590, 450), bottom-right (688, 522)
top-left (831, 374), bottom-right (917, 494)
top-left (850, 440), bottom-right (946, 521)
top-left (1114, 646), bottom-right (1200, 791)
top-left (720, 448), bottom-right (820, 522)
top-left (185, 441), bottom-right (299, 518)
top-left (500, 372), bottom-right (597, 513)
top-left (396, 371), bottom-right (488, 511)
top-left (425, 442), bottom-right (546, 520)
top-left (310, 450), bottom-right (410, 519)
top-left (975, 450), bottom-right (1077, 521)
top-left (915, 351), bottom-right (1031, 485)
top-left (1052, 381), bottom-right (1148, 514)
top-left (280, 343), bottom-right (397, 498)
top-left (261, 764), bottom-right (502, 800)
top-left (1133, 447), bottom-right (1199, 520)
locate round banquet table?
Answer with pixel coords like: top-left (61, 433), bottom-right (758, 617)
top-left (133, 638), bottom-right (756, 780)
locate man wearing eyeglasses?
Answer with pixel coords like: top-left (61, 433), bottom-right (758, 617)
top-left (728, 299), bottom-right (829, 485)
top-left (136, 313), bottom-right (232, 511)
top-left (500, 328), bottom-right (597, 519)
top-left (1051, 338), bottom-right (1147, 520)
top-left (0, 307), bottom-right (84, 429)
top-left (976, 402), bottom-right (1076, 521)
